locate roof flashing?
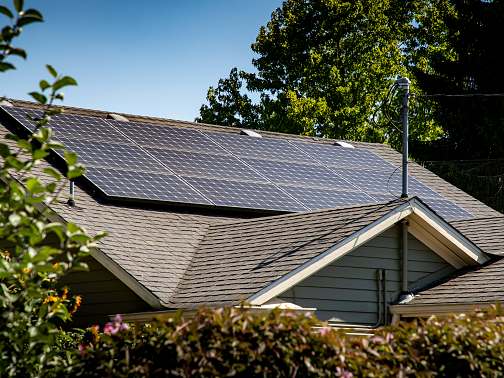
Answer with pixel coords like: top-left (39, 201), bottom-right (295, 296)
top-left (0, 99), bottom-right (13, 107)
top-left (107, 113), bottom-right (129, 122)
top-left (240, 129), bottom-right (262, 138)
top-left (334, 141), bottom-right (355, 148)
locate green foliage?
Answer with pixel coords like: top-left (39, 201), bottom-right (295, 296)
top-left (413, 0), bottom-right (504, 160)
top-left (55, 307), bottom-right (504, 377)
top-left (198, 0), bottom-right (447, 145)
top-left (0, 1), bottom-right (101, 376)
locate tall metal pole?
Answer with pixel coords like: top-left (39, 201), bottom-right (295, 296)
top-left (397, 77), bottom-right (410, 198)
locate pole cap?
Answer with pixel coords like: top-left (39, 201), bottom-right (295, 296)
top-left (396, 77), bottom-right (410, 89)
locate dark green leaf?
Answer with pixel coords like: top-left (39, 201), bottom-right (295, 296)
top-left (52, 76), bottom-right (78, 91)
top-left (28, 91), bottom-right (47, 104)
top-left (0, 61), bottom-right (15, 72)
top-left (64, 151), bottom-right (78, 166)
top-left (0, 5), bottom-right (14, 18)
top-left (13, 0), bottom-right (23, 13)
top-left (39, 79), bottom-right (50, 91)
top-left (0, 143), bottom-right (10, 157)
top-left (17, 15), bottom-right (42, 27)
top-left (8, 47), bottom-right (26, 59)
top-left (46, 64), bottom-right (57, 78)
top-left (21, 8), bottom-right (42, 20)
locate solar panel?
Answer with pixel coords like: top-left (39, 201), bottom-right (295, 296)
top-left (59, 138), bottom-right (166, 172)
top-left (242, 158), bottom-right (355, 190)
top-left (205, 132), bottom-right (313, 163)
top-left (280, 186), bottom-right (376, 210)
top-left (182, 176), bottom-right (307, 211)
top-left (291, 141), bottom-right (396, 171)
top-left (85, 167), bottom-right (213, 204)
top-left (421, 198), bottom-right (473, 221)
top-left (1, 106), bottom-right (129, 143)
top-left (146, 148), bottom-right (265, 182)
top-left (1, 106), bottom-right (42, 131)
top-left (0, 105), bottom-right (474, 220)
top-left (337, 168), bottom-right (440, 198)
top-left (107, 120), bottom-right (227, 155)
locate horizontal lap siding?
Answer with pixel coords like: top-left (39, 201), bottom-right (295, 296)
top-left (60, 257), bottom-right (151, 327)
top-left (279, 226), bottom-right (455, 326)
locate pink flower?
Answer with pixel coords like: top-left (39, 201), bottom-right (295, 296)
top-left (319, 326), bottom-right (332, 336)
top-left (103, 314), bottom-right (129, 335)
top-left (78, 343), bottom-right (87, 355)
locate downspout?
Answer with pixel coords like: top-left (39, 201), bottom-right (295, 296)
top-left (401, 220), bottom-right (409, 293)
top-left (383, 269), bottom-right (388, 324)
top-left (370, 269), bottom-right (384, 328)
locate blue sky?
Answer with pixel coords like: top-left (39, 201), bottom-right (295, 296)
top-left (0, 1), bottom-right (282, 121)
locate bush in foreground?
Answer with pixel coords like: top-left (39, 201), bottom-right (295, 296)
top-left (55, 306), bottom-right (504, 377)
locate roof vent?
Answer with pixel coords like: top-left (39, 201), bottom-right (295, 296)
top-left (334, 141), bottom-right (354, 149)
top-left (107, 113), bottom-right (129, 122)
top-left (0, 99), bottom-right (14, 107)
top-left (240, 129), bottom-right (262, 138)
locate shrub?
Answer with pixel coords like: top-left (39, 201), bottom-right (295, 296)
top-left (56, 306), bottom-right (504, 378)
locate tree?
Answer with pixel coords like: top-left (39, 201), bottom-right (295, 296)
top-left (413, 0), bottom-right (504, 160)
top-left (1, 2), bottom-right (103, 376)
top-left (197, 0), bottom-right (446, 146)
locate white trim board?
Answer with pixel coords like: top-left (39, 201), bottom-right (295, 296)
top-left (248, 198), bottom-right (489, 306)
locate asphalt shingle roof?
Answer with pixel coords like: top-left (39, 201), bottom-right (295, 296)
top-left (406, 258), bottom-right (504, 305)
top-left (2, 98), bottom-right (503, 309)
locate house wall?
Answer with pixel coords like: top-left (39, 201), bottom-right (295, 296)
top-left (60, 256), bottom-right (151, 327)
top-left (278, 225), bottom-right (455, 326)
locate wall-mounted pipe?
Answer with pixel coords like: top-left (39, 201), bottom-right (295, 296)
top-left (396, 77), bottom-right (410, 198)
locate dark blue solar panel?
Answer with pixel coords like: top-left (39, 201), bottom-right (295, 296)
top-left (1, 105), bottom-right (474, 220)
top-left (85, 167), bottom-right (212, 204)
top-left (205, 132), bottom-right (312, 163)
top-left (291, 141), bottom-right (395, 171)
top-left (1, 107), bottom-right (129, 143)
top-left (145, 148), bottom-right (265, 182)
top-left (58, 138), bottom-right (166, 172)
top-left (107, 120), bottom-right (227, 155)
top-left (421, 198), bottom-right (473, 221)
top-left (1, 106), bottom-right (43, 131)
top-left (242, 158), bottom-right (355, 190)
top-left (182, 176), bottom-right (307, 211)
top-left (337, 168), bottom-right (440, 198)
top-left (280, 186), bottom-right (375, 210)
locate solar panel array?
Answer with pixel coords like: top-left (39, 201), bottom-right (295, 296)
top-left (0, 105), bottom-right (473, 220)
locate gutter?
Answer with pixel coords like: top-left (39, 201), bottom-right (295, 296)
top-left (390, 302), bottom-right (493, 324)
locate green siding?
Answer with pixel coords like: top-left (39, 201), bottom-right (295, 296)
top-left (60, 257), bottom-right (151, 327)
top-left (278, 225), bottom-right (456, 326)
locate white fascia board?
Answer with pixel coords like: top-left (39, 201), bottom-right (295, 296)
top-left (248, 202), bottom-right (414, 305)
top-left (409, 198), bottom-right (489, 265)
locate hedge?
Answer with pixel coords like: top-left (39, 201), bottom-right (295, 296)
top-left (54, 306), bottom-right (504, 377)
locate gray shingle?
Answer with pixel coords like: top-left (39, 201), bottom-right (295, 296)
top-left (407, 258), bottom-right (504, 305)
top-left (171, 200), bottom-right (407, 307)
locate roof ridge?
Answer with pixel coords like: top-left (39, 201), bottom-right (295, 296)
top-left (4, 97), bottom-right (392, 147)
